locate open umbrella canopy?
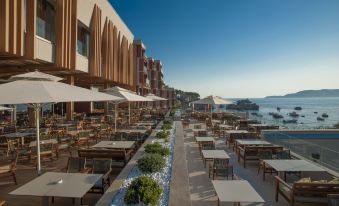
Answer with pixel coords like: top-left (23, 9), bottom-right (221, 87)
top-left (104, 86), bottom-right (153, 102)
top-left (0, 71), bottom-right (123, 175)
top-left (191, 95), bottom-right (233, 105)
top-left (0, 106), bottom-right (13, 111)
top-left (9, 70), bottom-right (63, 82)
top-left (0, 80), bottom-right (123, 104)
top-left (145, 93), bottom-right (167, 101)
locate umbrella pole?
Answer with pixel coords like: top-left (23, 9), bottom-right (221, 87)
top-left (115, 103), bottom-right (117, 133)
top-left (128, 102), bottom-right (131, 125)
top-left (35, 104), bottom-right (42, 175)
top-left (210, 104), bottom-right (212, 121)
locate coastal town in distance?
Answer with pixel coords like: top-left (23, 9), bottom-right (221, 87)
top-left (0, 0), bottom-right (338, 206)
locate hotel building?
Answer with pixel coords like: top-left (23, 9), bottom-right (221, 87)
top-left (0, 0), bottom-right (175, 119)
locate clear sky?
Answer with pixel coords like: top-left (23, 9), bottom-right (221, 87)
top-left (110, 0), bottom-right (339, 98)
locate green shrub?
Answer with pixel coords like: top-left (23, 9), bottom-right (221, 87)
top-left (163, 119), bottom-right (173, 125)
top-left (161, 124), bottom-right (172, 130)
top-left (145, 143), bottom-right (170, 157)
top-left (335, 123), bottom-right (339, 129)
top-left (156, 130), bottom-right (170, 139)
top-left (124, 176), bottom-right (163, 206)
top-left (137, 153), bottom-right (165, 173)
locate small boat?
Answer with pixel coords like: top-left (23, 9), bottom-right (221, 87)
top-left (283, 119), bottom-right (297, 124)
top-left (317, 117), bottom-right (325, 121)
top-left (301, 115), bottom-right (305, 117)
top-left (251, 112), bottom-right (263, 117)
top-left (289, 111), bottom-right (299, 118)
top-left (322, 113), bottom-right (329, 118)
top-left (272, 113), bottom-right (283, 119)
top-left (314, 112), bottom-right (318, 114)
top-left (294, 107), bottom-right (302, 111)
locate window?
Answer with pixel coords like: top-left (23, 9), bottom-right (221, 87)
top-left (77, 25), bottom-right (90, 57)
top-left (36, 0), bottom-right (55, 42)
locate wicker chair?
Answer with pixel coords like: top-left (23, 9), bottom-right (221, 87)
top-left (0, 152), bottom-right (18, 185)
top-left (209, 158), bottom-right (233, 180)
top-left (89, 159), bottom-right (112, 194)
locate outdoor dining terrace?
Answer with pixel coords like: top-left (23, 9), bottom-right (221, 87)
top-left (0, 107), bottom-right (169, 206)
top-left (179, 110), bottom-right (339, 206)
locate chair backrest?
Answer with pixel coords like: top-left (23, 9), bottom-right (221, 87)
top-left (40, 143), bottom-right (53, 152)
top-left (213, 158), bottom-right (229, 169)
top-left (293, 182), bottom-right (339, 199)
top-left (201, 142), bottom-right (215, 150)
top-left (328, 194), bottom-right (339, 206)
top-left (276, 150), bottom-right (291, 159)
top-left (67, 157), bottom-right (86, 173)
top-left (7, 140), bottom-right (17, 153)
top-left (92, 158), bottom-right (112, 174)
top-left (257, 150), bottom-right (273, 160)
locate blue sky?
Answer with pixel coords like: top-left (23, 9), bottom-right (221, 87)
top-left (110, 0), bottom-right (339, 98)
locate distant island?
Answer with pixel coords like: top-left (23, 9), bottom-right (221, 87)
top-left (266, 89), bottom-right (339, 98)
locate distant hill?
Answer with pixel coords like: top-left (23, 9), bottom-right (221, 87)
top-left (266, 89), bottom-right (339, 98)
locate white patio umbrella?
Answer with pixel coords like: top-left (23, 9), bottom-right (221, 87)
top-left (0, 73), bottom-right (123, 175)
top-left (191, 95), bottom-right (233, 120)
top-left (0, 106), bottom-right (13, 111)
top-left (145, 93), bottom-right (167, 109)
top-left (9, 70), bottom-right (63, 82)
top-left (104, 86), bottom-right (153, 131)
top-left (145, 93), bottom-right (167, 101)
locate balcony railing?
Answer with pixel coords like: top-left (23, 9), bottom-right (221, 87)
top-left (262, 131), bottom-right (339, 173)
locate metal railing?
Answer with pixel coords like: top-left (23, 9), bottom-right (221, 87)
top-left (263, 131), bottom-right (339, 173)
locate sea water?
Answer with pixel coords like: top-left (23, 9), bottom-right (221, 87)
top-left (218, 97), bottom-right (339, 130)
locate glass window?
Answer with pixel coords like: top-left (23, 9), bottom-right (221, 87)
top-left (36, 0), bottom-right (55, 42)
top-left (77, 25), bottom-right (90, 57)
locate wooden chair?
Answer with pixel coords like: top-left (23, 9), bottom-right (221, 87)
top-left (66, 157), bottom-right (87, 173)
top-left (257, 150), bottom-right (274, 180)
top-left (276, 150), bottom-right (291, 159)
top-left (275, 176), bottom-right (339, 206)
top-left (89, 159), bottom-right (112, 194)
top-left (0, 153), bottom-right (18, 185)
top-left (209, 158), bottom-right (233, 180)
top-left (328, 194), bottom-right (339, 206)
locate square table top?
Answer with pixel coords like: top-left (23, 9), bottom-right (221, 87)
top-left (195, 136), bottom-right (215, 142)
top-left (92, 141), bottom-right (135, 149)
top-left (0, 132), bottom-right (34, 138)
top-left (219, 124), bottom-right (233, 129)
top-left (192, 128), bottom-right (207, 132)
top-left (56, 123), bottom-right (75, 127)
top-left (66, 130), bottom-right (92, 136)
top-left (9, 172), bottom-right (102, 198)
top-left (264, 159), bottom-right (326, 172)
top-left (212, 180), bottom-right (264, 203)
top-left (116, 129), bottom-right (147, 134)
top-left (235, 140), bottom-right (272, 146)
top-left (225, 130), bottom-right (248, 134)
top-left (29, 139), bottom-right (58, 147)
top-left (202, 150), bottom-right (230, 159)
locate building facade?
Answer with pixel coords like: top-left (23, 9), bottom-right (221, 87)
top-left (0, 0), bottom-right (175, 116)
top-left (0, 0), bottom-right (136, 119)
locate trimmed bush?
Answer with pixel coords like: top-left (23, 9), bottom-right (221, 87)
top-left (163, 119), bottom-right (173, 125)
top-left (145, 143), bottom-right (170, 157)
top-left (124, 176), bottom-right (163, 206)
top-left (156, 130), bottom-right (170, 139)
top-left (161, 119), bottom-right (173, 130)
top-left (137, 153), bottom-right (165, 173)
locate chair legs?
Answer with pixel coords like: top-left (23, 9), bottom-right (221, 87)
top-left (11, 172), bottom-right (17, 185)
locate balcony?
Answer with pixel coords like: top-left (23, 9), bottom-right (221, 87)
top-left (35, 35), bottom-right (55, 63)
